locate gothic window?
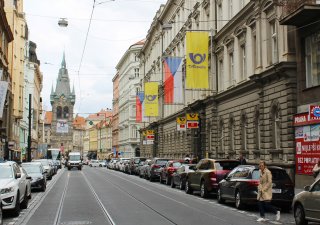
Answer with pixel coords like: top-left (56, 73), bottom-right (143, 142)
top-left (63, 106), bottom-right (69, 119)
top-left (57, 106), bottom-right (62, 119)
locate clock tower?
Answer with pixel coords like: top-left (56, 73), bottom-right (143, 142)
top-left (50, 53), bottom-right (76, 154)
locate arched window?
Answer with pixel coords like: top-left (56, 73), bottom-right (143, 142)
top-left (63, 106), bottom-right (69, 119)
top-left (57, 106), bottom-right (62, 119)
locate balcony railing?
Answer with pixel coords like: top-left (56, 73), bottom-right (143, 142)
top-left (278, 0), bottom-right (318, 17)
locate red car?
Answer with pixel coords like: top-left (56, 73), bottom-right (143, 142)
top-left (159, 160), bottom-right (182, 185)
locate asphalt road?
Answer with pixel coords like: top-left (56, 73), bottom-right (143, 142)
top-left (3, 166), bottom-right (308, 225)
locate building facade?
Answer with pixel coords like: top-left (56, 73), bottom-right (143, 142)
top-left (50, 53), bottom-right (75, 155)
top-left (0, 0), bottom-right (13, 160)
top-left (72, 115), bottom-right (85, 157)
top-left (139, 0), bottom-right (298, 180)
top-left (112, 73), bottom-right (120, 157)
top-left (4, 0), bottom-right (27, 160)
top-left (116, 41), bottom-right (144, 158)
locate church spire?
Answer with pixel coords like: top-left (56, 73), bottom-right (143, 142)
top-left (61, 51), bottom-right (66, 69)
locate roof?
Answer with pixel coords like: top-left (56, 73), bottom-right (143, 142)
top-left (45, 111), bottom-right (52, 124)
top-left (73, 115), bottom-right (86, 129)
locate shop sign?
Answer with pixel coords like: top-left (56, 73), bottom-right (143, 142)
top-left (309, 105), bottom-right (320, 121)
top-left (176, 117), bottom-right (186, 131)
top-left (294, 113), bottom-right (320, 126)
top-left (295, 124), bottom-right (320, 175)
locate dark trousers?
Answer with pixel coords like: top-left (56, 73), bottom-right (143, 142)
top-left (258, 201), bottom-right (278, 218)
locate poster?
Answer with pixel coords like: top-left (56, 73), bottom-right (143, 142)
top-left (56, 120), bottom-right (69, 133)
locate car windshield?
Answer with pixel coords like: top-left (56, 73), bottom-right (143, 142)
top-left (22, 165), bottom-right (41, 174)
top-left (69, 155), bottom-right (81, 161)
top-left (215, 161), bottom-right (240, 170)
top-left (252, 169), bottom-right (291, 181)
top-left (156, 160), bottom-right (168, 165)
top-left (173, 162), bottom-right (182, 168)
top-left (0, 165), bottom-right (13, 178)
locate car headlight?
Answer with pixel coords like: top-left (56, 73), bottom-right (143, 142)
top-left (0, 186), bottom-right (15, 194)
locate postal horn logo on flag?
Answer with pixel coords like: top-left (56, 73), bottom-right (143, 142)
top-left (144, 82), bottom-right (159, 117)
top-left (187, 113), bottom-right (199, 121)
top-left (186, 32), bottom-right (209, 89)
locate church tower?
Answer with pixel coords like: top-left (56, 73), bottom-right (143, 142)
top-left (50, 53), bottom-right (75, 154)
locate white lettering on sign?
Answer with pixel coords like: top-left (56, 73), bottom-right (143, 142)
top-left (295, 116), bottom-right (307, 124)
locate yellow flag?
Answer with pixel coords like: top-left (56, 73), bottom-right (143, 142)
top-left (144, 82), bottom-right (159, 117)
top-left (186, 32), bottom-right (209, 89)
top-left (186, 113), bottom-right (199, 121)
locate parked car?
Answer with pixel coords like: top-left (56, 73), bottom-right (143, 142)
top-left (139, 159), bottom-right (152, 178)
top-left (171, 164), bottom-right (196, 190)
top-left (147, 158), bottom-right (170, 181)
top-left (159, 160), bottom-right (182, 185)
top-left (0, 161), bottom-right (31, 216)
top-left (119, 159), bottom-right (129, 172)
top-left (98, 160), bottom-right (107, 167)
top-left (89, 160), bottom-right (100, 167)
top-left (21, 162), bottom-right (47, 192)
top-left (293, 178), bottom-right (320, 225)
top-left (128, 157), bottom-right (147, 175)
top-left (218, 165), bottom-right (294, 210)
top-left (116, 158), bottom-right (130, 171)
top-left (19, 167), bottom-right (32, 200)
top-left (33, 159), bottom-right (54, 180)
top-left (0, 195), bottom-right (2, 225)
top-left (185, 159), bottom-right (240, 198)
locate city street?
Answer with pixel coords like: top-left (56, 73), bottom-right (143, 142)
top-left (3, 166), bottom-right (301, 225)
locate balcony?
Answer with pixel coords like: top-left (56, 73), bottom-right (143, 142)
top-left (279, 0), bottom-right (320, 26)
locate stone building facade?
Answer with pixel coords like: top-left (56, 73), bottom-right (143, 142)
top-left (50, 54), bottom-right (75, 155)
top-left (139, 0), bottom-right (298, 178)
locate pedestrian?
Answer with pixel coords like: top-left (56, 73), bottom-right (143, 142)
top-left (313, 161), bottom-right (320, 180)
top-left (257, 161), bottom-right (280, 222)
top-left (239, 153), bottom-right (247, 165)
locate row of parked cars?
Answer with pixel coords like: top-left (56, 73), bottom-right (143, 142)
top-left (106, 157), bottom-right (320, 225)
top-left (0, 159), bottom-right (61, 224)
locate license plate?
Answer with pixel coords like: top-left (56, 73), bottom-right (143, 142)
top-left (272, 189), bottom-right (281, 193)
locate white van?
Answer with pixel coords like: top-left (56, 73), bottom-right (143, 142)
top-left (67, 152), bottom-right (82, 170)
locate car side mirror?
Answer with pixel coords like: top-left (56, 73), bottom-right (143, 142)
top-left (16, 173), bottom-right (21, 179)
top-left (27, 176), bottom-right (32, 180)
top-left (304, 185), bottom-right (310, 191)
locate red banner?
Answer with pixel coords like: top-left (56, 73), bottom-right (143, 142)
top-left (295, 124), bottom-right (320, 175)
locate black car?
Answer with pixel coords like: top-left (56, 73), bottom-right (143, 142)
top-left (21, 162), bottom-right (47, 192)
top-left (171, 164), bottom-right (196, 190)
top-left (218, 165), bottom-right (294, 210)
top-left (147, 158), bottom-right (170, 181)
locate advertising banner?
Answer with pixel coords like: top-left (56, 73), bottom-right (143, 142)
top-left (144, 82), bottom-right (159, 117)
top-left (309, 105), bottom-right (320, 121)
top-left (56, 120), bottom-right (69, 133)
top-left (186, 32), bottom-right (209, 89)
top-left (295, 114), bottom-right (320, 175)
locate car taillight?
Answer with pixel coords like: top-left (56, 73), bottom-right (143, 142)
top-left (209, 172), bottom-right (217, 182)
top-left (247, 180), bottom-right (259, 187)
top-left (168, 167), bottom-right (175, 173)
top-left (152, 165), bottom-right (160, 169)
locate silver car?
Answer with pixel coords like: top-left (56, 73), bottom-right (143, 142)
top-left (293, 178), bottom-right (320, 225)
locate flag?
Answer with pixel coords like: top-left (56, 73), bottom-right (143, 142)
top-left (163, 57), bottom-right (183, 104)
top-left (144, 82), bottom-right (159, 117)
top-left (136, 91), bottom-right (144, 122)
top-left (186, 32), bottom-right (209, 89)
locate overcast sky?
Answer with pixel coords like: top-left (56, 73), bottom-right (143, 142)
top-left (24, 0), bottom-right (166, 116)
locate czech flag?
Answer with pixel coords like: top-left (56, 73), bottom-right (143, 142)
top-left (163, 57), bottom-right (183, 104)
top-left (136, 91), bottom-right (144, 122)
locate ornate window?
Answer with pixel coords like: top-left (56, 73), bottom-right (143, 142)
top-left (219, 119), bottom-right (224, 152)
top-left (57, 106), bottom-right (62, 119)
top-left (229, 115), bottom-right (235, 152)
top-left (255, 108), bottom-right (261, 150)
top-left (63, 106), bottom-right (69, 119)
top-left (271, 101), bottom-right (281, 150)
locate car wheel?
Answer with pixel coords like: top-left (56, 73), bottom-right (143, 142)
top-left (99, 165), bottom-right (102, 167)
top-left (294, 204), bottom-right (308, 225)
top-left (21, 189), bottom-right (29, 209)
top-left (200, 181), bottom-right (209, 198)
top-left (12, 192), bottom-right (20, 216)
top-left (235, 191), bottom-right (244, 209)
top-left (185, 180), bottom-right (193, 194)
top-left (149, 176), bottom-right (154, 182)
top-left (171, 178), bottom-right (176, 188)
top-left (217, 188), bottom-right (225, 204)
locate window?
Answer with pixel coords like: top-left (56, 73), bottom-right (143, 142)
top-left (219, 59), bottom-right (224, 91)
top-left (134, 68), bottom-right (139, 78)
top-left (57, 106), bottom-right (62, 119)
top-left (218, 4), bottom-right (223, 29)
top-left (229, 117), bottom-right (235, 151)
top-left (305, 33), bottom-right (320, 88)
top-left (219, 120), bottom-right (224, 152)
top-left (271, 104), bottom-right (281, 149)
top-left (229, 53), bottom-right (234, 86)
top-left (240, 45), bottom-right (246, 80)
top-left (229, 0), bottom-right (233, 19)
top-left (253, 33), bottom-right (257, 71)
top-left (63, 106), bottom-right (69, 119)
top-left (241, 114), bottom-right (247, 151)
top-left (270, 21), bottom-right (278, 64)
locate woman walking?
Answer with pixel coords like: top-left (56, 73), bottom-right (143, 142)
top-left (257, 161), bottom-right (281, 222)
